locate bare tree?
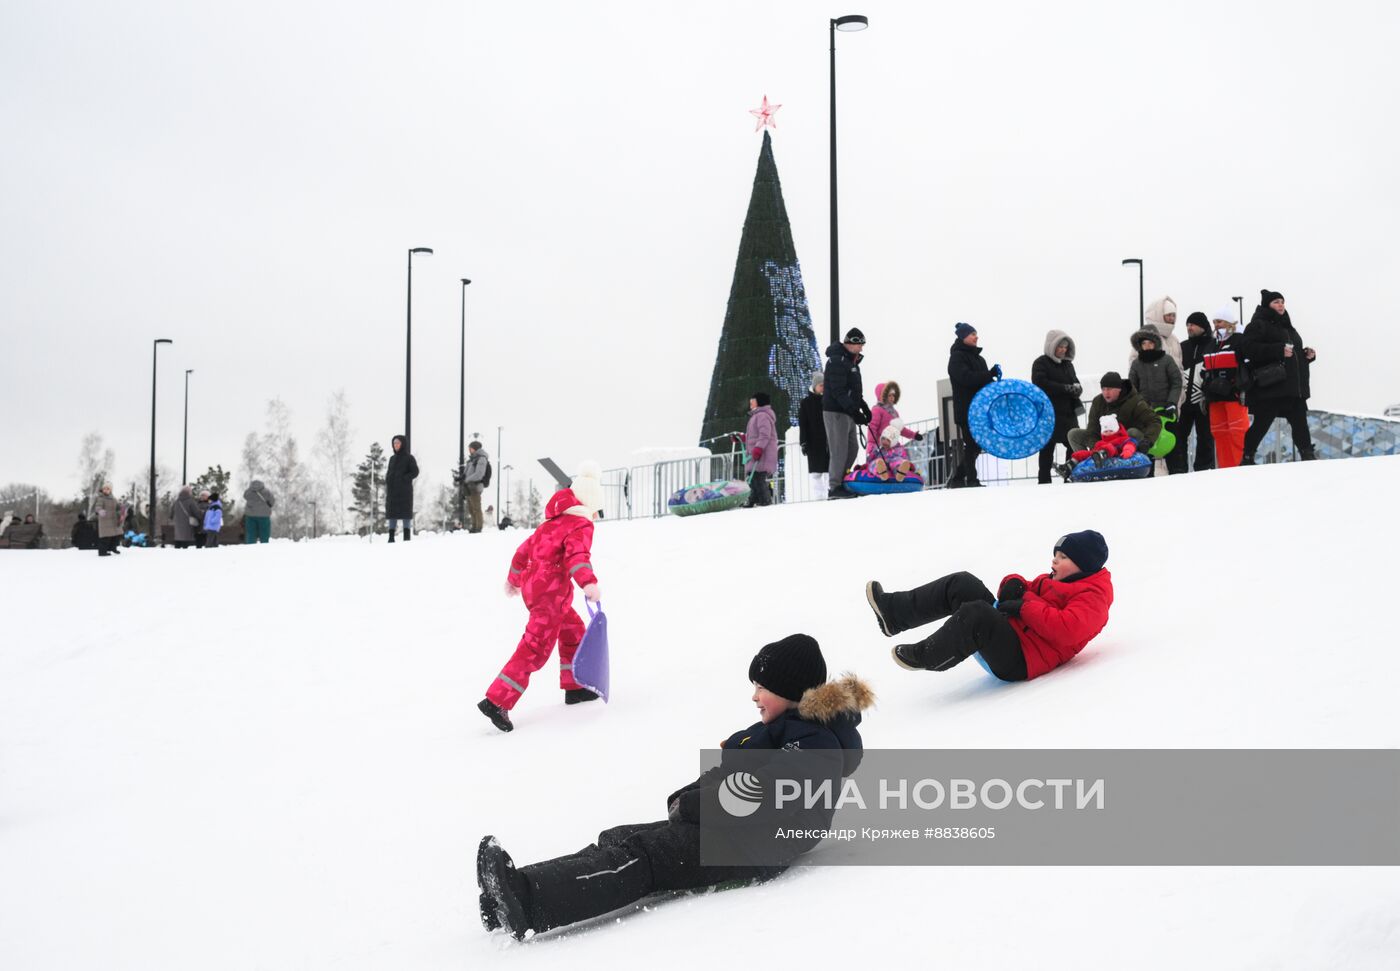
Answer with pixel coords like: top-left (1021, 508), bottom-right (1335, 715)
top-left (315, 389), bottom-right (354, 533)
top-left (76, 432), bottom-right (116, 513)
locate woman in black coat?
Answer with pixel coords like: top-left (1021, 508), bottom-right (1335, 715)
top-left (385, 434), bottom-right (420, 541)
top-left (947, 322), bottom-right (998, 488)
top-left (1030, 329), bottom-right (1082, 484)
top-left (1240, 290), bottom-right (1317, 463)
top-left (797, 370), bottom-right (831, 496)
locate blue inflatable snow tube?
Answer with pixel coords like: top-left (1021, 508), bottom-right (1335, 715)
top-left (967, 378), bottom-right (1055, 460)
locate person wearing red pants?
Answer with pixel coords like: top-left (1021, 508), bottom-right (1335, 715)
top-left (1203, 309), bottom-right (1248, 468)
top-left (478, 462), bottom-right (605, 733)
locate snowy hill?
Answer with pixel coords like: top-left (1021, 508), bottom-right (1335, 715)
top-left (3, 457), bottom-right (1400, 970)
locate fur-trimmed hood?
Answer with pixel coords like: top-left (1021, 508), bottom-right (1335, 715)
top-left (1130, 327), bottom-right (1166, 353)
top-left (798, 674), bottom-right (875, 723)
top-left (1043, 329), bottom-right (1075, 360)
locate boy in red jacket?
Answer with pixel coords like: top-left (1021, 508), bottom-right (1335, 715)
top-left (478, 462), bottom-right (605, 733)
top-left (863, 530), bottom-right (1112, 681)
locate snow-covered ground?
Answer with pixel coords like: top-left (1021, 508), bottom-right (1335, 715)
top-left (3, 457), bottom-right (1400, 970)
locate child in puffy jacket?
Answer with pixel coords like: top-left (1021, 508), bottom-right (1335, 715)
top-left (202, 492), bottom-right (224, 548)
top-left (865, 530), bottom-right (1113, 682)
top-left (477, 634), bottom-right (872, 939)
top-left (1069, 414), bottom-right (1138, 466)
top-left (478, 463), bottom-right (605, 733)
top-left (743, 392), bottom-right (778, 507)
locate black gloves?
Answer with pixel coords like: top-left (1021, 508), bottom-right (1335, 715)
top-left (856, 401), bottom-right (873, 425)
top-left (1068, 383), bottom-right (1082, 396)
top-left (1162, 404), bottom-right (1178, 420)
top-left (997, 577), bottom-right (1026, 602)
top-left (996, 599), bottom-right (1023, 618)
top-left (913, 431), bottom-right (924, 441)
top-left (989, 364), bottom-right (1003, 381)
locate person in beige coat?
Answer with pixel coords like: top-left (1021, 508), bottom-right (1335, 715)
top-left (1129, 296), bottom-right (1185, 405)
top-left (94, 484), bottom-right (123, 556)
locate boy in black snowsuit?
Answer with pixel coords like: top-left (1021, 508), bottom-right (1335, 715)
top-left (477, 634), bottom-right (873, 940)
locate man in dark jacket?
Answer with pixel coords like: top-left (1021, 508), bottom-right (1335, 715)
top-left (1031, 329), bottom-right (1082, 484)
top-left (385, 434), bottom-right (420, 541)
top-left (476, 635), bottom-right (872, 940)
top-left (1069, 373), bottom-right (1162, 456)
top-left (1170, 312), bottom-right (1217, 473)
top-left (797, 370), bottom-right (831, 497)
top-left (1240, 289), bottom-right (1317, 464)
top-left (822, 328), bottom-right (871, 499)
top-left (947, 322), bottom-right (1000, 488)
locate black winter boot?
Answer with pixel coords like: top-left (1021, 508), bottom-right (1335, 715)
top-left (387, 529), bottom-right (396, 543)
top-left (478, 698), bottom-right (514, 733)
top-left (1299, 448), bottom-right (1317, 461)
top-left (564, 688), bottom-right (599, 705)
top-left (893, 613), bottom-right (976, 672)
top-left (866, 581), bottom-right (919, 637)
top-left (478, 836), bottom-right (531, 939)
top-left (404, 525), bottom-right (412, 540)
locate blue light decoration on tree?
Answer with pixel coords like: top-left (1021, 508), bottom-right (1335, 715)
top-left (700, 111), bottom-right (821, 448)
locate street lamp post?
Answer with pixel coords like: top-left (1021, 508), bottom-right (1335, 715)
top-left (829, 13), bottom-right (869, 345)
top-left (182, 368), bottom-right (193, 484)
top-left (496, 426), bottom-right (503, 528)
top-left (503, 464), bottom-right (514, 519)
top-left (150, 338), bottom-right (173, 541)
top-left (1121, 258), bottom-right (1144, 328)
top-left (405, 246), bottom-right (433, 449)
top-left (310, 499), bottom-right (317, 540)
top-left (1232, 296), bottom-right (1244, 329)
top-left (459, 277), bottom-right (472, 530)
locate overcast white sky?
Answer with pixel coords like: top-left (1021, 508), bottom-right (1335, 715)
top-left (3, 0), bottom-right (1398, 506)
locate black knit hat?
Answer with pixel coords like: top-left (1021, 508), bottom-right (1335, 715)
top-left (1054, 530), bottom-right (1109, 576)
top-left (843, 327), bottom-right (866, 345)
top-left (1186, 311), bottom-right (1210, 330)
top-left (748, 634), bottom-right (827, 702)
top-left (1099, 371), bottom-right (1128, 390)
top-left (1261, 289), bottom-right (1284, 307)
top-left (752, 391), bottom-right (771, 407)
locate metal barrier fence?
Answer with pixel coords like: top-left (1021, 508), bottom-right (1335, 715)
top-left (597, 415), bottom-right (1053, 522)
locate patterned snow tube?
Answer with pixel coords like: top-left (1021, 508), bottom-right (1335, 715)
top-left (667, 480), bottom-right (751, 517)
top-left (967, 379), bottom-right (1055, 460)
top-left (1069, 452), bottom-right (1154, 482)
top-left (844, 467), bottom-right (925, 495)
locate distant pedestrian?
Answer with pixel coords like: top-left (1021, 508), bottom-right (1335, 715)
top-left (1240, 290), bottom-right (1318, 464)
top-left (744, 392), bottom-right (778, 506)
top-left (1031, 330), bottom-right (1083, 484)
top-left (463, 441), bottom-right (490, 533)
top-left (797, 371), bottom-right (830, 498)
top-left (1170, 312), bottom-right (1217, 472)
top-left (94, 483), bottom-right (123, 557)
top-left (385, 434), bottom-right (420, 541)
top-left (822, 328), bottom-right (871, 499)
top-left (243, 479), bottom-right (275, 543)
top-left (947, 322), bottom-right (999, 488)
top-left (202, 492), bottom-right (224, 547)
top-left (171, 484), bottom-right (202, 549)
top-left (1203, 307), bottom-right (1248, 468)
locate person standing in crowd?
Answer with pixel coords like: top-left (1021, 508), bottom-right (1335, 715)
top-left (94, 483), bottom-right (123, 556)
top-left (947, 322), bottom-right (999, 489)
top-left (1129, 329), bottom-right (1183, 476)
top-left (822, 327), bottom-right (871, 500)
top-left (463, 441), bottom-right (490, 533)
top-left (202, 492), bottom-right (224, 547)
top-left (1031, 330), bottom-right (1083, 484)
top-left (743, 392), bottom-right (778, 507)
top-left (242, 480), bottom-right (275, 543)
top-left (1240, 290), bottom-right (1318, 464)
top-left (194, 489), bottom-right (212, 547)
top-left (1202, 307), bottom-right (1248, 468)
top-left (1066, 373), bottom-right (1162, 461)
top-left (1171, 312), bottom-right (1217, 473)
top-left (1133, 296), bottom-right (1184, 390)
top-left (385, 434), bottom-right (420, 541)
top-left (170, 484), bottom-right (202, 549)
top-left (797, 371), bottom-right (830, 499)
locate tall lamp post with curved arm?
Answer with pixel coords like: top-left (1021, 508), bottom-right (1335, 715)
top-left (829, 13), bottom-right (868, 345)
top-left (150, 338), bottom-right (173, 539)
top-left (405, 246), bottom-right (433, 449)
top-left (1121, 258), bottom-right (1144, 329)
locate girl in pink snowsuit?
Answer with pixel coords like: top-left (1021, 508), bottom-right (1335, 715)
top-left (479, 463), bottom-right (605, 733)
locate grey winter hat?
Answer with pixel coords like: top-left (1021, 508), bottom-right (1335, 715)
top-left (811, 370), bottom-right (825, 392)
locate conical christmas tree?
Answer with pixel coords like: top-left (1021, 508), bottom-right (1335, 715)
top-left (700, 130), bottom-right (821, 448)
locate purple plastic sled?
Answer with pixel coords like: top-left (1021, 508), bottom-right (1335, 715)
top-left (572, 601), bottom-right (609, 702)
